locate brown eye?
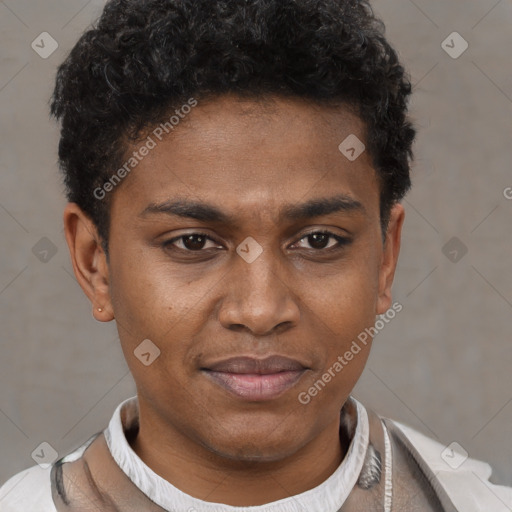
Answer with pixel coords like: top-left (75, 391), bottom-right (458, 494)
top-left (307, 233), bottom-right (330, 249)
top-left (164, 233), bottom-right (222, 252)
top-left (294, 231), bottom-right (350, 251)
top-left (182, 234), bottom-right (208, 250)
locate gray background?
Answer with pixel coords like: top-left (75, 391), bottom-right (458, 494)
top-left (1, 0), bottom-right (511, 490)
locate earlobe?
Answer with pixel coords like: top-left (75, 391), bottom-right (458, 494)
top-left (376, 203), bottom-right (405, 315)
top-left (92, 304), bottom-right (115, 322)
top-left (63, 203), bottom-right (114, 322)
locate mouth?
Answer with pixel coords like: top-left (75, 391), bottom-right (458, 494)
top-left (201, 355), bottom-right (308, 401)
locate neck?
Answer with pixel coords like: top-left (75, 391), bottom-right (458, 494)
top-left (130, 407), bottom-right (348, 506)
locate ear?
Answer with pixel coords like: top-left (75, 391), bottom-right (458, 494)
top-left (376, 203), bottom-right (405, 315)
top-left (63, 203), bottom-right (114, 322)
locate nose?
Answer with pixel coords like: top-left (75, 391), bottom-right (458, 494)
top-left (217, 246), bottom-right (301, 337)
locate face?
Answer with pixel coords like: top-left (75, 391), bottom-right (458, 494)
top-left (65, 94), bottom-right (403, 463)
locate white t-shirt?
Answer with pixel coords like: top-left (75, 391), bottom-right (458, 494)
top-left (1, 395), bottom-right (511, 511)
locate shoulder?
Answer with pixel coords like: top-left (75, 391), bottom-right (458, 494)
top-left (391, 419), bottom-right (512, 512)
top-left (0, 465), bottom-right (56, 512)
top-left (0, 399), bottom-right (130, 512)
top-left (0, 431), bottom-right (102, 512)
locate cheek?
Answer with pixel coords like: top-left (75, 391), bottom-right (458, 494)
top-left (295, 269), bottom-right (377, 412)
top-left (305, 255), bottom-right (380, 341)
top-left (109, 246), bottom-right (199, 332)
top-left (295, 252), bottom-right (379, 394)
top-left (107, 249), bottom-right (220, 386)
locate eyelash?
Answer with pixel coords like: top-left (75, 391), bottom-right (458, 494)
top-left (163, 230), bottom-right (351, 253)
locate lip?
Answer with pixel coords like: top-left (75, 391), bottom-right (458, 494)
top-left (202, 356), bottom-right (308, 401)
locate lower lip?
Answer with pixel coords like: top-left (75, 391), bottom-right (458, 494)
top-left (204, 370), bottom-right (305, 401)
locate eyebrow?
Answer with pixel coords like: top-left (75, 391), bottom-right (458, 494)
top-left (139, 194), bottom-right (365, 224)
top-left (279, 194), bottom-right (365, 221)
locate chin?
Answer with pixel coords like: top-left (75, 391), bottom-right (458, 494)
top-left (200, 421), bottom-right (306, 464)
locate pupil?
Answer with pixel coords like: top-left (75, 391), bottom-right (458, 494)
top-left (309, 233), bottom-right (328, 249)
top-left (184, 235), bottom-right (205, 250)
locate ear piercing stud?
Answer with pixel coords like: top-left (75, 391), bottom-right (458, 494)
top-left (97, 308), bottom-right (103, 312)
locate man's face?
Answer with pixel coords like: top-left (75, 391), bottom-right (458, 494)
top-left (88, 95), bottom-right (401, 462)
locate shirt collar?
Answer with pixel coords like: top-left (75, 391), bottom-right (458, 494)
top-left (104, 395), bottom-right (369, 512)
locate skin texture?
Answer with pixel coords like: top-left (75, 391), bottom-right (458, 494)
top-left (63, 94), bottom-right (404, 506)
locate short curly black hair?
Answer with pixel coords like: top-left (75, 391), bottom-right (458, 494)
top-left (51, 0), bottom-right (415, 250)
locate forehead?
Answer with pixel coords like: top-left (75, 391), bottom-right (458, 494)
top-left (166, 94), bottom-right (366, 160)
top-left (113, 94), bottom-right (380, 223)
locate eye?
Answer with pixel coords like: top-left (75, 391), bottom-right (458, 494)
top-left (292, 231), bottom-right (351, 251)
top-left (162, 230), bottom-right (351, 255)
top-left (164, 232), bottom-right (223, 252)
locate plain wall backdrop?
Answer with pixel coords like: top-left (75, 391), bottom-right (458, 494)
top-left (1, 0), bottom-right (511, 489)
